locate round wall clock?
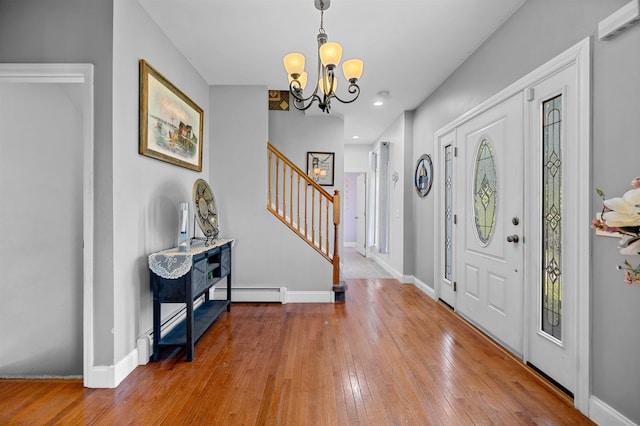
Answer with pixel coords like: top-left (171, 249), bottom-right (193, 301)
top-left (414, 154), bottom-right (433, 198)
top-left (192, 179), bottom-right (219, 238)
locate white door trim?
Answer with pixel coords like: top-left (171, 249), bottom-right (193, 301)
top-left (0, 63), bottom-right (96, 387)
top-left (433, 37), bottom-right (591, 414)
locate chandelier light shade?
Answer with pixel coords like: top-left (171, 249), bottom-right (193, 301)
top-left (342, 59), bottom-right (364, 82)
top-left (319, 42), bottom-right (342, 67)
top-left (283, 53), bottom-right (305, 77)
top-left (283, 0), bottom-right (363, 113)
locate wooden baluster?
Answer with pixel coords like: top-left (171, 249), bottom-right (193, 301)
top-left (275, 157), bottom-right (279, 213)
top-left (304, 184), bottom-right (308, 238)
top-left (326, 199), bottom-right (330, 257)
top-left (311, 189), bottom-right (315, 246)
top-left (268, 149), bottom-right (272, 209)
top-left (333, 190), bottom-right (341, 285)
top-left (297, 175), bottom-right (301, 232)
top-left (319, 196), bottom-right (322, 251)
top-left (282, 164), bottom-right (286, 216)
top-left (289, 168), bottom-right (293, 225)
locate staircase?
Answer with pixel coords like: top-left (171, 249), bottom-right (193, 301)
top-left (266, 142), bottom-right (347, 301)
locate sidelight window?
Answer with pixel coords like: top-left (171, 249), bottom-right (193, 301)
top-left (444, 145), bottom-right (453, 281)
top-left (542, 95), bottom-right (562, 340)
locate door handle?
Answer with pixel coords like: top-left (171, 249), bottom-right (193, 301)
top-left (506, 234), bottom-right (519, 243)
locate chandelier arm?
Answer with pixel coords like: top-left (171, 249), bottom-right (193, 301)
top-left (330, 83), bottom-right (361, 104)
top-left (293, 95), bottom-right (323, 111)
top-left (289, 81), bottom-right (318, 104)
top-left (289, 82), bottom-right (323, 111)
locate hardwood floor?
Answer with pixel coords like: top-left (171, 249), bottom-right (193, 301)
top-left (0, 278), bottom-right (593, 425)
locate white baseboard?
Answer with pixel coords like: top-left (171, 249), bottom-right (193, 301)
top-left (400, 274), bottom-right (413, 284)
top-left (370, 255), bottom-right (436, 299)
top-left (84, 348), bottom-right (139, 389)
top-left (409, 276), bottom-right (436, 300)
top-left (344, 242), bottom-right (356, 247)
top-left (84, 365), bottom-right (115, 388)
top-left (371, 255), bottom-right (403, 280)
top-left (115, 349), bottom-right (139, 387)
top-left (589, 395), bottom-right (638, 426)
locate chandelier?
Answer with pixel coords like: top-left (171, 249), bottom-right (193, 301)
top-left (283, 0), bottom-right (364, 113)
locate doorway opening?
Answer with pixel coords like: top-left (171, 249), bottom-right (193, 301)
top-left (0, 64), bottom-right (95, 386)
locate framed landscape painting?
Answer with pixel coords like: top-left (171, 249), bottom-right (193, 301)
top-left (139, 59), bottom-right (204, 171)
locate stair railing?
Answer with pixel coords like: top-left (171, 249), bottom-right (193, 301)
top-left (267, 142), bottom-right (341, 286)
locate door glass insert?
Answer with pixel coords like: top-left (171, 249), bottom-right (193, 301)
top-left (444, 145), bottom-right (453, 281)
top-left (542, 95), bottom-right (562, 340)
top-left (473, 139), bottom-right (497, 245)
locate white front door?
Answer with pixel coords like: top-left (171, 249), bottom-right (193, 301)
top-left (355, 173), bottom-right (367, 256)
top-left (455, 93), bottom-right (524, 355)
top-left (436, 38), bottom-right (590, 410)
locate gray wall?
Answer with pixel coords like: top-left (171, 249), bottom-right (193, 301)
top-left (112, 0), bottom-right (212, 361)
top-left (371, 113), bottom-right (412, 276)
top-left (0, 0), bottom-right (115, 367)
top-left (0, 83), bottom-right (83, 376)
top-left (408, 0), bottom-right (640, 421)
top-left (208, 88), bottom-right (341, 295)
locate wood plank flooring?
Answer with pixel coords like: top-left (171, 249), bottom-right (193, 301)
top-left (0, 278), bottom-right (593, 425)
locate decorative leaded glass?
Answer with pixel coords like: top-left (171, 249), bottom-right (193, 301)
top-left (473, 139), bottom-right (497, 245)
top-left (542, 95), bottom-right (562, 340)
top-left (445, 145), bottom-right (453, 281)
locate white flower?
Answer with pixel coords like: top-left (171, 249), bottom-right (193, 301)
top-left (602, 188), bottom-right (640, 227)
top-left (620, 237), bottom-right (640, 255)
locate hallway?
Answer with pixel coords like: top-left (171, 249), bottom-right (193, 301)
top-left (341, 246), bottom-right (393, 280)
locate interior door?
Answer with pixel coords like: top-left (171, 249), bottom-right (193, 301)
top-left (355, 173), bottom-right (366, 256)
top-left (525, 65), bottom-right (577, 394)
top-left (455, 93), bottom-right (524, 355)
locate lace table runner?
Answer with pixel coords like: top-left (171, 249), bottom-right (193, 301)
top-left (148, 239), bottom-right (233, 279)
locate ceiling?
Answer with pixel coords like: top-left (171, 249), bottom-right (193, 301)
top-left (138, 0), bottom-right (525, 145)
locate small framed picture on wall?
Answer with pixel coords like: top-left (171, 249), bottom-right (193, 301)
top-left (307, 151), bottom-right (335, 186)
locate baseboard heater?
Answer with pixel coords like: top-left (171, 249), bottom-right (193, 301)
top-left (137, 286), bottom-right (287, 364)
top-left (212, 286), bottom-right (287, 303)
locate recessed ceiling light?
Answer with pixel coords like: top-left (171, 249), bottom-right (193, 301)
top-left (352, 135), bottom-right (359, 139)
top-left (373, 90), bottom-right (390, 107)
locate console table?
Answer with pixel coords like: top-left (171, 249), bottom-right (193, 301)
top-left (148, 239), bottom-right (233, 361)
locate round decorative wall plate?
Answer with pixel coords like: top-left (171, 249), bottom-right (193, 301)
top-left (192, 179), bottom-right (219, 238)
top-left (414, 154), bottom-right (433, 198)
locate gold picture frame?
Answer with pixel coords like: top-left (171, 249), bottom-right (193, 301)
top-left (139, 59), bottom-right (204, 171)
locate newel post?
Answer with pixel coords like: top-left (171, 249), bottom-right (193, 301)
top-left (332, 190), bottom-right (348, 301)
top-left (332, 190), bottom-right (341, 284)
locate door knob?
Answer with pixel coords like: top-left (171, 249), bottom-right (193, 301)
top-left (506, 234), bottom-right (519, 243)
